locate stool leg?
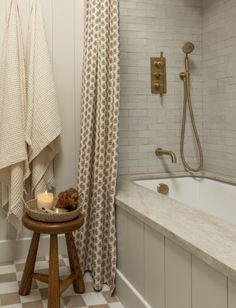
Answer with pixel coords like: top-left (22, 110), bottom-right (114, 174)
top-left (19, 232), bottom-right (40, 296)
top-left (48, 234), bottom-right (60, 308)
top-left (65, 232), bottom-right (85, 293)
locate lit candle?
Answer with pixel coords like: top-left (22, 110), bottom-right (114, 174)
top-left (37, 191), bottom-right (54, 210)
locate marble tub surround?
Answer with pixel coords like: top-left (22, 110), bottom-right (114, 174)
top-left (115, 172), bottom-right (236, 283)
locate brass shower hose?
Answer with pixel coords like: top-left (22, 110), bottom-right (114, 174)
top-left (180, 62), bottom-right (203, 172)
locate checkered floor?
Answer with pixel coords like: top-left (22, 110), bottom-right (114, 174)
top-left (0, 256), bottom-right (124, 308)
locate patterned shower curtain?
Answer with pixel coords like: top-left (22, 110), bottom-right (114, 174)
top-left (75, 0), bottom-right (120, 292)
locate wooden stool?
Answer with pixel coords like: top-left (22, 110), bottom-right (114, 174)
top-left (19, 214), bottom-right (85, 308)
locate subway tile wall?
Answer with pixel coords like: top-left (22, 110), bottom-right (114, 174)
top-left (118, 0), bottom-right (203, 175)
top-left (202, 0), bottom-right (236, 177)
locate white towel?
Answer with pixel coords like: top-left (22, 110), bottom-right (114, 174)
top-left (26, 0), bottom-right (61, 196)
top-left (0, 0), bottom-right (29, 233)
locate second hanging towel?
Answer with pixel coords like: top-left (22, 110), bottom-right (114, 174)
top-left (26, 0), bottom-right (62, 197)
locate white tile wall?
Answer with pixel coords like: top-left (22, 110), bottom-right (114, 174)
top-left (119, 0), bottom-right (236, 178)
top-left (202, 0), bottom-right (236, 177)
top-left (118, 0), bottom-right (203, 175)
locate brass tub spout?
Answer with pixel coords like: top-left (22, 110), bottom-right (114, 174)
top-left (155, 148), bottom-right (177, 163)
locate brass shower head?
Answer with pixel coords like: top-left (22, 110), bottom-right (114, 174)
top-left (182, 42), bottom-right (195, 55)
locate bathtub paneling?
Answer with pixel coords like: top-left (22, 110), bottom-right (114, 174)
top-left (117, 206), bottom-right (236, 308)
top-left (192, 256), bottom-right (227, 308)
top-left (125, 211), bottom-right (145, 296)
top-left (116, 206), bottom-right (128, 275)
top-left (144, 225), bottom-right (165, 308)
top-left (228, 279), bottom-right (236, 308)
top-left (165, 239), bottom-right (191, 308)
top-left (116, 204), bottom-right (236, 308)
top-left (117, 207), bottom-right (145, 296)
top-left (116, 271), bottom-right (147, 308)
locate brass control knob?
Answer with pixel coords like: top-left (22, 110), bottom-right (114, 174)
top-left (153, 72), bottom-right (161, 79)
top-left (154, 83), bottom-right (160, 90)
top-left (154, 60), bottom-right (162, 68)
top-left (157, 183), bottom-right (169, 195)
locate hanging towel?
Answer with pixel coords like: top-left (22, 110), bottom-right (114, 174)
top-left (26, 0), bottom-right (61, 196)
top-left (0, 0), bottom-right (29, 233)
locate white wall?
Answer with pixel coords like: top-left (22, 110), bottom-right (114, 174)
top-left (0, 0), bottom-right (84, 259)
top-left (118, 0), bottom-right (236, 178)
top-left (118, 0), bottom-right (203, 175)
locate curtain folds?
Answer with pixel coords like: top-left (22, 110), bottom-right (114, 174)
top-left (75, 0), bottom-right (120, 292)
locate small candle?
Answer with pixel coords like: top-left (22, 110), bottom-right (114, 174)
top-left (37, 191), bottom-right (54, 210)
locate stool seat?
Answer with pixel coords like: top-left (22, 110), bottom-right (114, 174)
top-left (22, 214), bottom-right (84, 234)
top-left (19, 214), bottom-right (85, 308)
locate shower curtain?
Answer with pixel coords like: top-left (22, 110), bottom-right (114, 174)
top-left (75, 0), bottom-right (120, 291)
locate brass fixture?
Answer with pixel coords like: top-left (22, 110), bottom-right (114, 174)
top-left (151, 52), bottom-right (166, 96)
top-left (155, 148), bottom-right (177, 163)
top-left (157, 183), bottom-right (169, 195)
top-left (182, 41), bottom-right (195, 54)
top-left (179, 71), bottom-right (187, 80)
top-left (154, 60), bottom-right (163, 68)
top-left (179, 42), bottom-right (203, 172)
top-left (153, 72), bottom-right (161, 78)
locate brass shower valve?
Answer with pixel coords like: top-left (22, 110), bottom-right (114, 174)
top-left (153, 72), bottom-right (162, 79)
top-left (151, 52), bottom-right (166, 96)
top-left (154, 83), bottom-right (160, 90)
top-left (154, 60), bottom-right (162, 68)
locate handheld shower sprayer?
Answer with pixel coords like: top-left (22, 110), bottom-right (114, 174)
top-left (180, 42), bottom-right (195, 80)
top-left (182, 42), bottom-right (195, 55)
top-left (179, 42), bottom-right (203, 173)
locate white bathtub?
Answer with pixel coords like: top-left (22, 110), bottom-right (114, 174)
top-left (116, 175), bottom-right (236, 308)
top-left (134, 177), bottom-right (236, 225)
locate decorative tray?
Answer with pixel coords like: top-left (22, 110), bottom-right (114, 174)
top-left (25, 199), bottom-right (81, 223)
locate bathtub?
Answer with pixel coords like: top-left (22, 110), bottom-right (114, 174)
top-left (134, 177), bottom-right (236, 226)
top-left (115, 174), bottom-right (236, 308)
